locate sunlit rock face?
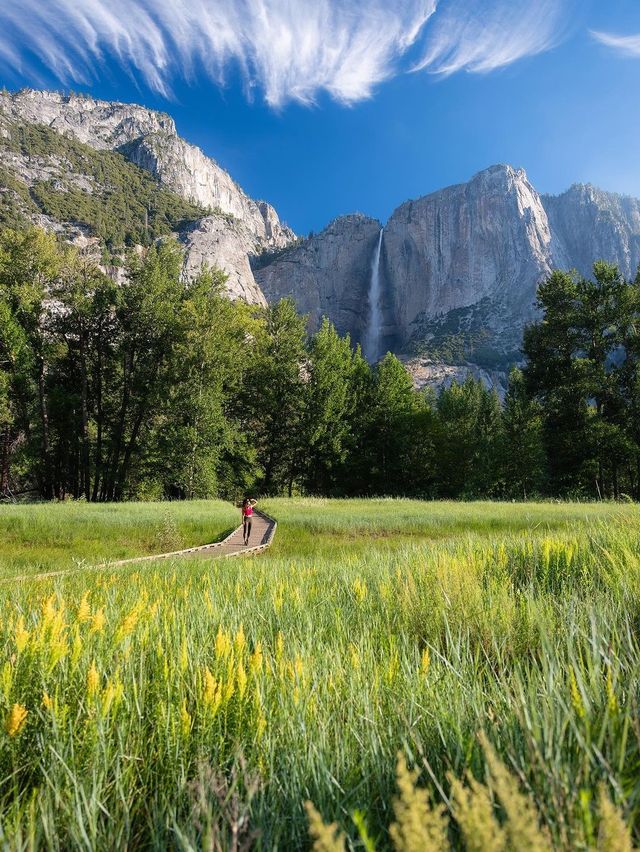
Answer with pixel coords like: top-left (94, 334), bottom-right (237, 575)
top-left (256, 164), bottom-right (640, 387)
top-left (383, 164), bottom-right (554, 354)
top-left (0, 89), bottom-right (295, 304)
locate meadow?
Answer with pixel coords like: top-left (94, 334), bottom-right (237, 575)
top-left (1, 498), bottom-right (640, 850)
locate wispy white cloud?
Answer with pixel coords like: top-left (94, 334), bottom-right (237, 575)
top-left (414, 0), bottom-right (572, 75)
top-left (0, 0), bottom-right (573, 107)
top-left (591, 30), bottom-right (640, 58)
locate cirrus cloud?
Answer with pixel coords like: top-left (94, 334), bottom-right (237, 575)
top-left (591, 30), bottom-right (640, 58)
top-left (415, 0), bottom-right (573, 75)
top-left (0, 0), bottom-right (574, 108)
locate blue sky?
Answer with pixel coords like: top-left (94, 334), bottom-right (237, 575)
top-left (1, 0), bottom-right (640, 235)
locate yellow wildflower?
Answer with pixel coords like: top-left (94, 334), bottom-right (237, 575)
top-left (353, 577), bottom-right (367, 603)
top-left (5, 703), bottom-right (28, 737)
top-left (87, 660), bottom-right (100, 698)
top-left (180, 699), bottom-right (192, 737)
top-left (42, 594), bottom-right (58, 627)
top-left (570, 669), bottom-right (586, 719)
top-left (101, 678), bottom-right (123, 716)
top-left (71, 626), bottom-right (83, 667)
top-left (215, 627), bottom-right (232, 659)
top-left (420, 647), bottom-right (431, 678)
top-left (249, 643), bottom-right (263, 674)
top-left (42, 692), bottom-right (54, 712)
top-left (14, 616), bottom-right (30, 653)
top-left (77, 591), bottom-right (91, 623)
top-left (234, 624), bottom-right (246, 655)
top-left (90, 608), bottom-right (106, 633)
top-left (224, 676), bottom-right (235, 703)
top-left (237, 661), bottom-right (247, 699)
top-left (256, 713), bottom-right (267, 739)
top-left (115, 604), bottom-right (141, 642)
top-left (48, 635), bottom-right (68, 672)
top-left (386, 647), bottom-right (400, 685)
top-left (202, 668), bottom-right (222, 714)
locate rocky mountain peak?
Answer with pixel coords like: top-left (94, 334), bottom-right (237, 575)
top-left (1, 88), bottom-right (176, 148)
top-left (0, 87), bottom-right (297, 305)
top-left (256, 164), bottom-right (640, 390)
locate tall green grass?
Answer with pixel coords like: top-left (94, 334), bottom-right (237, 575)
top-left (0, 500), bottom-right (239, 577)
top-left (0, 499), bottom-right (639, 849)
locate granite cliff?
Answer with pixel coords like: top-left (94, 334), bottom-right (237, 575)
top-left (255, 164), bottom-right (640, 389)
top-left (0, 89), bottom-right (294, 303)
top-left (2, 89), bottom-right (640, 394)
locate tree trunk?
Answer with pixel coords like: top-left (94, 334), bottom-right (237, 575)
top-left (102, 349), bottom-right (133, 501)
top-left (91, 322), bottom-right (104, 502)
top-left (79, 330), bottom-right (91, 501)
top-left (37, 353), bottom-right (52, 499)
top-left (114, 361), bottom-right (159, 500)
top-left (0, 425), bottom-right (10, 494)
top-left (115, 392), bottom-right (152, 500)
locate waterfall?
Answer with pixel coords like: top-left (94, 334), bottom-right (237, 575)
top-left (364, 228), bottom-right (384, 363)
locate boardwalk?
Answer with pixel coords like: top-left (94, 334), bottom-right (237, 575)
top-left (3, 510), bottom-right (277, 584)
top-left (109, 509), bottom-right (276, 565)
top-left (176, 511), bottom-right (275, 560)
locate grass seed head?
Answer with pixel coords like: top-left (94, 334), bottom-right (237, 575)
top-left (448, 771), bottom-right (506, 852)
top-left (597, 785), bottom-right (633, 852)
top-left (305, 801), bottom-right (345, 852)
top-left (389, 752), bottom-right (449, 852)
top-left (5, 703), bottom-right (28, 737)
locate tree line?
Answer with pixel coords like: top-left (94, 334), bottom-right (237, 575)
top-left (1, 228), bottom-right (639, 501)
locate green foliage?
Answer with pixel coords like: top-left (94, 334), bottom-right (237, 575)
top-left (0, 122), bottom-right (206, 250)
top-left (409, 299), bottom-right (519, 368)
top-left (503, 368), bottom-right (547, 498)
top-left (240, 298), bottom-right (308, 494)
top-left (2, 224), bottom-right (639, 503)
top-left (524, 262), bottom-right (640, 498)
top-left (0, 499), bottom-right (639, 847)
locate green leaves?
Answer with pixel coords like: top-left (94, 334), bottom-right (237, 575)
top-left (524, 262), bottom-right (640, 498)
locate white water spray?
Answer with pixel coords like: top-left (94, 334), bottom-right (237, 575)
top-left (364, 228), bottom-right (384, 363)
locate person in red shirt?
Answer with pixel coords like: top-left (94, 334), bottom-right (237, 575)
top-left (241, 497), bottom-right (257, 546)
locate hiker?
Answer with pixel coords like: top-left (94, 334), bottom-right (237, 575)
top-left (241, 497), bottom-right (257, 546)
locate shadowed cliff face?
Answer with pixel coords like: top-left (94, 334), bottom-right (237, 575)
top-left (544, 183), bottom-right (640, 280)
top-left (255, 214), bottom-right (384, 347)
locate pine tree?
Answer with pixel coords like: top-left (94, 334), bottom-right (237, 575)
top-left (502, 368), bottom-right (547, 499)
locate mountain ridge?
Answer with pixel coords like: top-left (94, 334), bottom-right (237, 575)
top-left (2, 89), bottom-right (640, 394)
top-left (0, 87), bottom-right (295, 304)
top-left (255, 162), bottom-right (640, 391)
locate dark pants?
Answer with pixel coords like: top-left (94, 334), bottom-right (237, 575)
top-left (243, 517), bottom-right (252, 543)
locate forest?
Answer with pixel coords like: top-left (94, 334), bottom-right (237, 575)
top-left (1, 226), bottom-right (639, 502)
